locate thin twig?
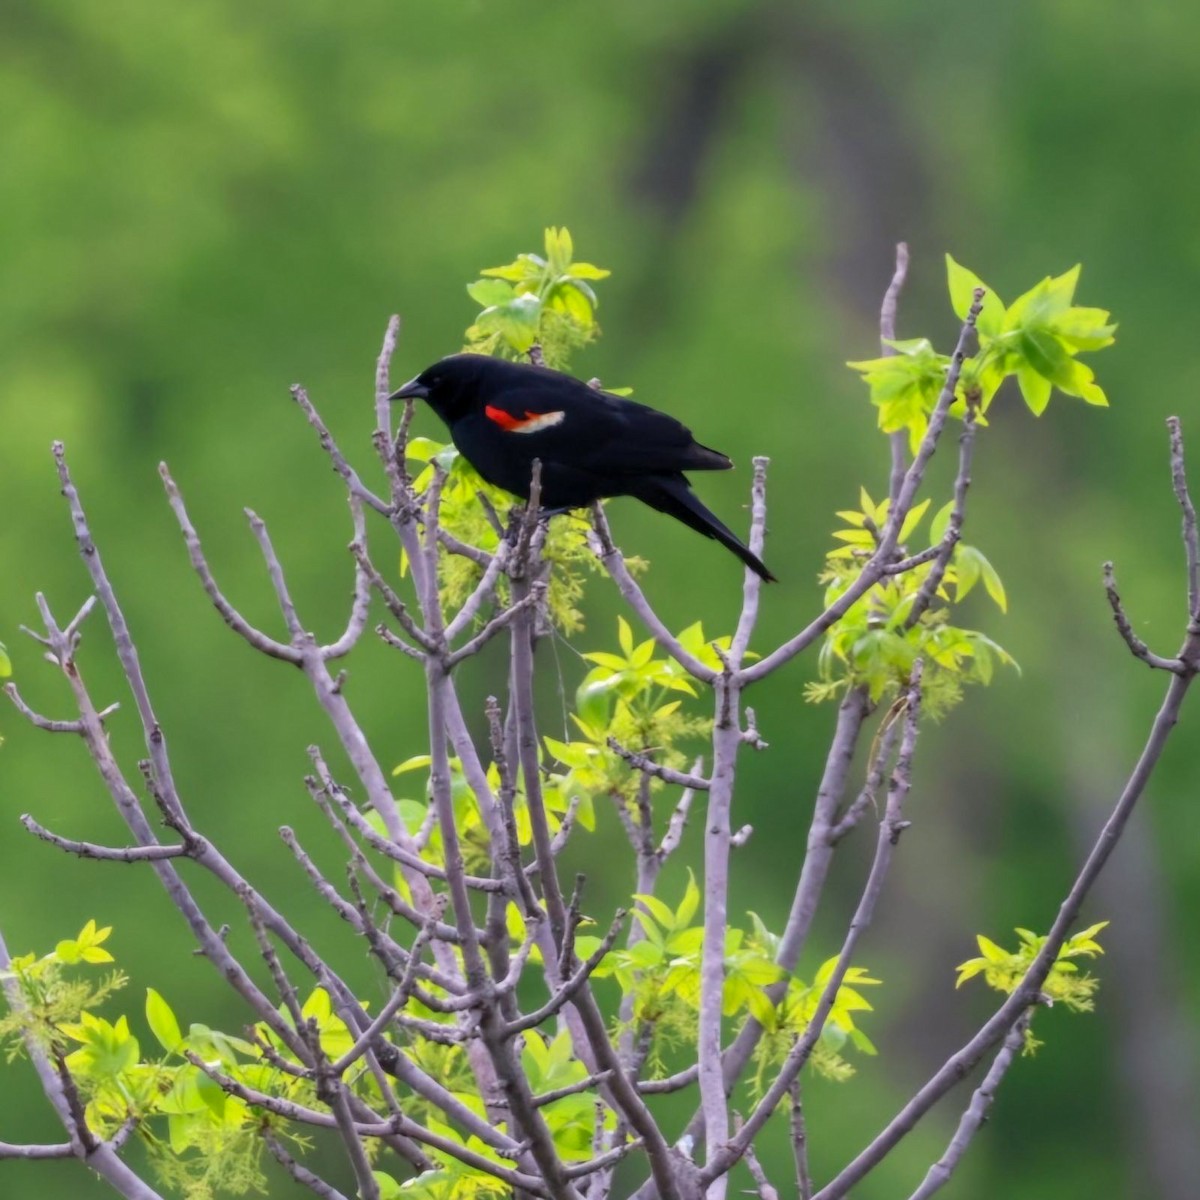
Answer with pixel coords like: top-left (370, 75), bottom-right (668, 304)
top-left (1103, 562), bottom-right (1181, 672)
top-left (905, 1010), bottom-right (1033, 1200)
top-left (1168, 416), bottom-right (1200, 618)
top-left (607, 738), bottom-right (710, 790)
top-left (790, 1078), bottom-right (812, 1200)
top-left (882, 243), bottom-right (911, 505)
top-left (20, 814), bottom-right (189, 862)
top-left (4, 682), bottom-right (118, 733)
top-left (264, 1133), bottom-right (352, 1200)
top-left (159, 464), bottom-right (301, 663)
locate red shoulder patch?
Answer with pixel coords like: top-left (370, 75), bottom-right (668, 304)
top-left (484, 405), bottom-right (523, 431)
top-left (485, 406), bottom-right (566, 434)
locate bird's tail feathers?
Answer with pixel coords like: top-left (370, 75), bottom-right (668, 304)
top-left (633, 477), bottom-right (776, 582)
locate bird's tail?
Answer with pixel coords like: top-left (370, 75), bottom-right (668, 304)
top-left (633, 476), bottom-right (776, 582)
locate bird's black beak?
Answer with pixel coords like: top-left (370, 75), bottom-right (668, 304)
top-left (388, 376), bottom-right (429, 402)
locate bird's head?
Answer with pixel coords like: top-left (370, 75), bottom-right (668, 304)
top-left (388, 353), bottom-right (495, 425)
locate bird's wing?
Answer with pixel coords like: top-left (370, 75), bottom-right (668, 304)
top-left (478, 376), bottom-right (732, 474)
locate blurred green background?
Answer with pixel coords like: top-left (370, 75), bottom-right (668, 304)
top-left (3, 2), bottom-right (1200, 1197)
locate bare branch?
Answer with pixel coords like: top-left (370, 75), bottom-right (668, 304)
top-left (905, 401), bottom-right (979, 629)
top-left (731, 456), bottom-right (770, 660)
top-left (830, 702), bottom-right (903, 844)
top-left (1103, 562), bottom-right (1182, 672)
top-left (20, 814), bottom-right (188, 862)
top-left (505, 910), bottom-right (628, 1035)
top-left (1168, 416), bottom-right (1200, 617)
top-left (606, 737), bottom-right (710, 790)
top-left (4, 682), bottom-right (118, 733)
top-left (882, 243), bottom-right (911, 505)
top-left (698, 674), bottom-right (742, 1198)
top-left (321, 496), bottom-right (373, 660)
top-left (790, 1078), bottom-right (813, 1200)
top-left (589, 503), bottom-right (717, 683)
top-left (0, 1140), bottom-right (73, 1159)
top-left (245, 508), bottom-right (305, 640)
top-left (159, 464), bottom-right (301, 663)
top-left (263, 1133), bottom-right (352, 1200)
top-left (905, 1010), bottom-right (1033, 1200)
top-left (444, 541), bottom-right (512, 641)
top-left (311, 760), bottom-right (502, 892)
top-left (815, 650), bottom-right (1199, 1198)
top-left (714, 689), bottom-right (869, 1111)
top-left (292, 383), bottom-right (390, 517)
top-left (657, 770), bottom-right (699, 861)
top-left (448, 582), bottom-right (546, 666)
top-left (186, 1052), bottom-right (545, 1194)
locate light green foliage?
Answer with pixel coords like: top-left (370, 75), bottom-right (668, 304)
top-left (1, 924), bottom-right (271, 1198)
top-left (593, 876), bottom-right (879, 1085)
top-left (520, 1029), bottom-right (617, 1158)
top-left (465, 226), bottom-right (610, 362)
top-left (744, 914), bottom-right (881, 1092)
top-left (956, 923), bottom-right (1109, 1053)
top-left (816, 261), bottom-right (1114, 714)
top-left (806, 490), bottom-right (1015, 715)
top-left (546, 617), bottom-right (714, 804)
top-left (0, 641), bottom-right (10, 678)
top-left (0, 921), bottom-right (128, 1062)
top-left (848, 257), bottom-right (1116, 446)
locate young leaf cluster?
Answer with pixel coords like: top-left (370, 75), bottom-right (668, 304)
top-left (956, 923), bottom-right (1109, 1052)
top-left (848, 256), bottom-right (1117, 448)
top-left (464, 226), bottom-right (610, 362)
top-left (592, 876), bottom-right (880, 1086)
top-left (2, 925), bottom-right (271, 1199)
top-left (807, 490), bottom-right (1014, 716)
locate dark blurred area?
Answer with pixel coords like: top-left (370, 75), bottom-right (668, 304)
top-left (3, 2), bottom-right (1199, 1197)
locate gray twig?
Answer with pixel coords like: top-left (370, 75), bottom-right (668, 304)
top-left (882, 243), bottom-right (911, 505)
top-left (607, 738), bottom-right (710, 790)
top-left (905, 1010), bottom-right (1033, 1200)
top-left (20, 814), bottom-right (189, 862)
top-left (1168, 416), bottom-right (1200, 618)
top-left (1103, 562), bottom-right (1181, 672)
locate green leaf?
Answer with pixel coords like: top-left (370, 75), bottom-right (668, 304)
top-left (617, 616), bottom-right (634, 658)
top-left (567, 261), bottom-right (611, 280)
top-left (1016, 362), bottom-right (1052, 416)
top-left (674, 871), bottom-right (700, 929)
top-left (898, 498), bottom-right (931, 544)
top-left (146, 988), bottom-right (184, 1053)
top-left (1052, 306), bottom-right (1117, 351)
top-left (976, 935), bottom-right (1009, 963)
top-left (373, 1171), bottom-right (405, 1200)
top-left (979, 556), bottom-right (1007, 612)
top-left (929, 500), bottom-right (954, 546)
top-left (632, 893), bottom-right (676, 932)
top-left (0, 642), bottom-right (10, 678)
top-left (466, 278), bottom-right (514, 308)
top-left (392, 755), bottom-right (432, 777)
top-left (945, 255), bottom-right (1005, 336)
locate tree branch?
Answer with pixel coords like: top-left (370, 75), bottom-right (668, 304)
top-left (905, 1010), bottom-right (1033, 1200)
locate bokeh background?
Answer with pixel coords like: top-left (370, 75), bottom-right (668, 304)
top-left (4, 2), bottom-right (1200, 1197)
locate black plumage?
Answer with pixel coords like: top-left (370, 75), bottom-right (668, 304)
top-left (390, 353), bottom-right (774, 581)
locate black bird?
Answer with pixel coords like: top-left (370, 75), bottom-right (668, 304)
top-left (390, 354), bottom-right (775, 581)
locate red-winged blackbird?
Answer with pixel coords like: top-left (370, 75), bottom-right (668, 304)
top-left (390, 354), bottom-right (775, 581)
